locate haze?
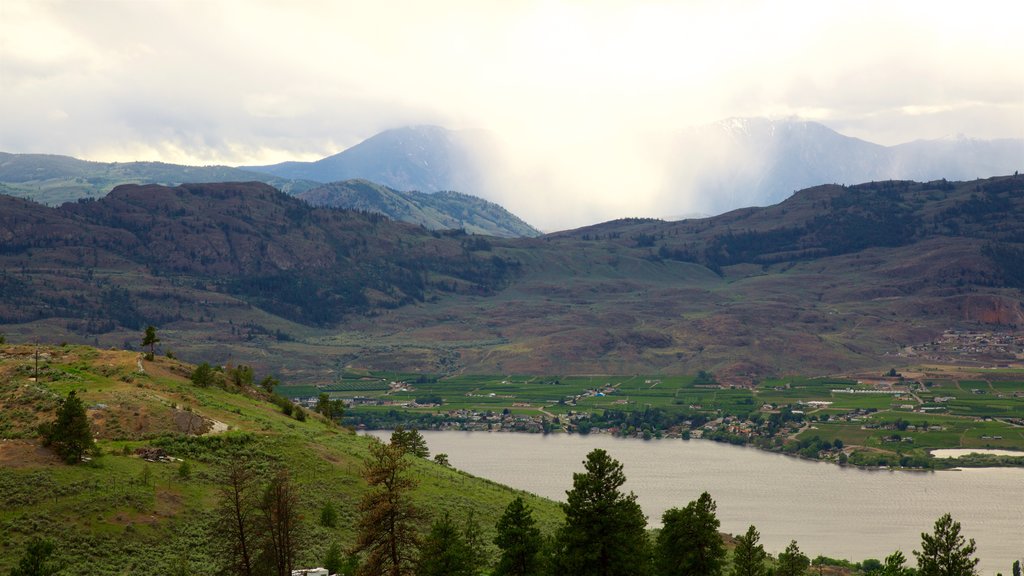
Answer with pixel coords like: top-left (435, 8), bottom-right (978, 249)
top-left (2, 0), bottom-right (1023, 230)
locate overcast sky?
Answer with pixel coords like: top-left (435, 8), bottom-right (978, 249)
top-left (2, 0), bottom-right (1023, 228)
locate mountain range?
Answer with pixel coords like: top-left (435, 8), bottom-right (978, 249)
top-left (667, 118), bottom-right (1024, 215)
top-left (0, 146), bottom-right (535, 237)
top-left (2, 175), bottom-right (1022, 383)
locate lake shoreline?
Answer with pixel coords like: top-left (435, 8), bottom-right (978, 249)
top-left (359, 426), bottom-right (1024, 470)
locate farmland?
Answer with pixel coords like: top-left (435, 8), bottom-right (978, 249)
top-left (281, 367), bottom-right (1024, 468)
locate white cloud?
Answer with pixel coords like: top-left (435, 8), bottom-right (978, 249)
top-left (1, 0), bottom-right (1022, 228)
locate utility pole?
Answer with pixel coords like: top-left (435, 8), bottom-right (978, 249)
top-left (34, 341), bottom-right (39, 381)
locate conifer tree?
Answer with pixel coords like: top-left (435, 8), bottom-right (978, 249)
top-left (416, 513), bottom-right (475, 576)
top-left (39, 390), bottom-right (94, 464)
top-left (880, 551), bottom-right (913, 576)
top-left (494, 496), bottom-right (543, 576)
top-left (914, 513), bottom-right (979, 576)
top-left (731, 526), bottom-right (768, 576)
top-left (9, 537), bottom-right (58, 576)
top-left (142, 325), bottom-right (159, 360)
top-left (655, 491), bottom-right (726, 576)
top-left (776, 540), bottom-right (810, 576)
top-left (553, 449), bottom-right (649, 576)
top-left (353, 438), bottom-right (424, 576)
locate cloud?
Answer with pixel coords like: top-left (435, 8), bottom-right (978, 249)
top-left (1, 0), bottom-right (1022, 229)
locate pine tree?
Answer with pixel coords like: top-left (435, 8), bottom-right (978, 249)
top-left (553, 449), bottom-right (649, 576)
top-left (353, 438), bottom-right (424, 576)
top-left (1012, 560), bottom-right (1021, 576)
top-left (141, 325), bottom-right (159, 360)
top-left (493, 497), bottom-right (543, 576)
top-left (9, 537), bottom-right (57, 576)
top-left (39, 390), bottom-right (94, 464)
top-left (914, 513), bottom-right (979, 576)
top-left (416, 513), bottom-right (475, 576)
top-left (880, 551), bottom-right (913, 576)
top-left (776, 540), bottom-right (810, 576)
top-left (655, 491), bottom-right (726, 576)
top-left (390, 426), bottom-right (429, 458)
top-left (731, 526), bottom-right (768, 576)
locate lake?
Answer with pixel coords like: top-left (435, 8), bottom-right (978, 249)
top-left (368, 430), bottom-right (1023, 575)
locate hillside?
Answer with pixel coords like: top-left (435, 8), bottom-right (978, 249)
top-left (0, 344), bottom-right (563, 573)
top-left (0, 152), bottom-right (318, 205)
top-left (297, 179), bottom-right (541, 238)
top-left (1, 176), bottom-right (1023, 381)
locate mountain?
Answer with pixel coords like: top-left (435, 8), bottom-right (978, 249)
top-left (297, 179), bottom-right (540, 238)
top-left (668, 118), bottom-right (1024, 215)
top-left (0, 152), bottom-right (319, 205)
top-left (0, 343), bottom-right (562, 572)
top-left (2, 176), bottom-right (1023, 381)
top-left (245, 125), bottom-right (492, 193)
top-left (0, 181), bottom-right (520, 329)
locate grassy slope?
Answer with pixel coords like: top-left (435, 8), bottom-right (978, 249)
top-left (0, 344), bottom-right (563, 574)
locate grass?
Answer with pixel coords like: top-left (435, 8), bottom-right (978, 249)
top-left (0, 344), bottom-right (565, 574)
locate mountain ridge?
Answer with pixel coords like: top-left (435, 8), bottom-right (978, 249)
top-left (297, 179), bottom-right (540, 238)
top-left (2, 175), bottom-right (1023, 380)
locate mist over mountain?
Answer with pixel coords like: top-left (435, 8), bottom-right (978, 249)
top-left (668, 118), bottom-right (1024, 215)
top-left (245, 125), bottom-right (494, 194)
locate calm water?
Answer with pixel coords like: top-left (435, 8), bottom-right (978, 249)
top-left (368, 431), bottom-right (1023, 575)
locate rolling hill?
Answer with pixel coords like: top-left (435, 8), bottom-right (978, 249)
top-left (1, 176), bottom-right (1023, 382)
top-left (0, 343), bottom-right (562, 573)
top-left (297, 179), bottom-right (541, 238)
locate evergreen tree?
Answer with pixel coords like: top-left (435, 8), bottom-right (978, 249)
top-left (914, 513), bottom-right (979, 576)
top-left (39, 390), bottom-right (94, 464)
top-left (880, 551), bottom-right (913, 576)
top-left (655, 491), bottom-right (726, 576)
top-left (190, 362), bottom-right (215, 387)
top-left (1013, 560), bottom-right (1021, 576)
top-left (776, 540), bottom-right (810, 576)
top-left (553, 449), bottom-right (649, 576)
top-left (325, 542), bottom-right (344, 575)
top-left (494, 496), bottom-right (543, 576)
top-left (417, 513), bottom-right (476, 576)
top-left (353, 438), bottom-right (424, 576)
top-left (731, 526), bottom-right (768, 576)
top-left (390, 426), bottom-right (429, 458)
top-left (463, 511), bottom-right (487, 574)
top-left (320, 501), bottom-right (338, 528)
top-left (142, 325), bottom-right (159, 360)
top-left (9, 537), bottom-right (58, 576)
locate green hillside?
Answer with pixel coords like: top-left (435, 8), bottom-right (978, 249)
top-left (0, 344), bottom-right (562, 574)
top-left (298, 179), bottom-right (541, 238)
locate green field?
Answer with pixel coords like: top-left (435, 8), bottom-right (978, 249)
top-left (282, 371), bottom-right (1024, 463)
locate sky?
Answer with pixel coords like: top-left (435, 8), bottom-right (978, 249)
top-left (2, 0), bottom-right (1023, 229)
